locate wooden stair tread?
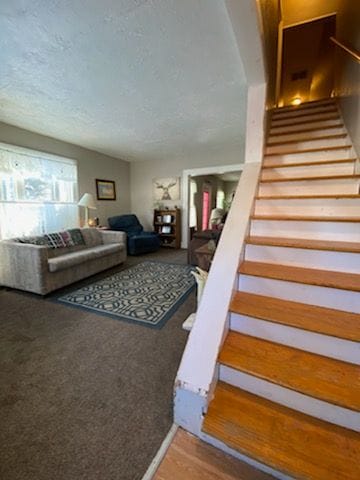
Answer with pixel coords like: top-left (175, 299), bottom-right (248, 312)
top-left (269, 123), bottom-right (343, 137)
top-left (267, 133), bottom-right (347, 146)
top-left (251, 214), bottom-right (360, 222)
top-left (257, 194), bottom-right (360, 199)
top-left (272, 107), bottom-right (338, 121)
top-left (153, 428), bottom-right (274, 480)
top-left (246, 236), bottom-right (360, 253)
top-left (262, 158), bottom-right (356, 169)
top-left (272, 99), bottom-right (336, 113)
top-left (260, 173), bottom-right (360, 182)
top-left (271, 113), bottom-right (340, 128)
top-left (203, 382), bottom-right (360, 480)
top-left (230, 291), bottom-right (360, 341)
top-left (265, 145), bottom-right (352, 156)
top-left (219, 331), bottom-right (360, 410)
top-left (238, 261), bottom-right (360, 292)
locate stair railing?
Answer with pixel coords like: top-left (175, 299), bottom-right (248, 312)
top-left (330, 37), bottom-right (360, 63)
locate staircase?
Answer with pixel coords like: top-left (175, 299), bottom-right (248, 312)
top-left (201, 98), bottom-right (360, 479)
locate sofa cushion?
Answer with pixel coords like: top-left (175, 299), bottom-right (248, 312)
top-left (48, 244), bottom-right (124, 273)
top-left (47, 244), bottom-right (87, 259)
top-left (81, 228), bottom-right (103, 247)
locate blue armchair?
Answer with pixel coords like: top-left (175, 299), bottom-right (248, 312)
top-left (108, 214), bottom-right (160, 256)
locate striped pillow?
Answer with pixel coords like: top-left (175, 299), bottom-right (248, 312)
top-left (44, 232), bottom-right (68, 249)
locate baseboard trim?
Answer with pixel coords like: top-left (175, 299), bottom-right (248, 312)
top-left (141, 423), bottom-right (178, 480)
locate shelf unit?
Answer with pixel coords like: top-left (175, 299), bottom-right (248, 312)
top-left (153, 208), bottom-right (181, 248)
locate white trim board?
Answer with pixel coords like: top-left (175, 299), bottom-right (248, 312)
top-left (181, 163), bottom-right (243, 249)
top-left (141, 423), bottom-right (179, 480)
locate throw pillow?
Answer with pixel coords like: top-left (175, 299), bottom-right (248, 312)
top-left (59, 230), bottom-right (75, 247)
top-left (44, 232), bottom-right (68, 249)
top-left (68, 228), bottom-right (85, 246)
top-left (15, 235), bottom-right (47, 246)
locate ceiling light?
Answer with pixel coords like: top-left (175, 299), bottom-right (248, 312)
top-left (291, 97), bottom-right (302, 106)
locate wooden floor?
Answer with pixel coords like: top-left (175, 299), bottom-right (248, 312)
top-left (153, 428), bottom-right (274, 480)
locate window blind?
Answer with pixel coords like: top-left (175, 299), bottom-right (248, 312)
top-left (0, 143), bottom-right (79, 239)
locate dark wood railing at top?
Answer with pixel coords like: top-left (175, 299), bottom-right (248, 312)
top-left (330, 36), bottom-right (360, 63)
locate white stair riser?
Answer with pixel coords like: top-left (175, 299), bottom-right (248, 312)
top-left (254, 198), bottom-right (360, 217)
top-left (272, 106), bottom-right (338, 120)
top-left (271, 112), bottom-right (340, 127)
top-left (238, 274), bottom-right (360, 313)
top-left (270, 119), bottom-right (343, 134)
top-left (250, 219), bottom-right (360, 242)
top-left (245, 244), bottom-right (360, 274)
top-left (268, 126), bottom-right (346, 143)
top-left (261, 162), bottom-right (354, 180)
top-left (230, 313), bottom-right (360, 365)
top-left (259, 178), bottom-right (360, 196)
top-left (265, 148), bottom-right (352, 163)
top-left (219, 366), bottom-right (360, 432)
top-left (266, 137), bottom-right (348, 155)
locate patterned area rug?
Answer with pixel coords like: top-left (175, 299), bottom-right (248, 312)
top-left (57, 261), bottom-right (195, 328)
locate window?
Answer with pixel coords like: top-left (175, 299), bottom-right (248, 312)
top-left (216, 188), bottom-right (225, 209)
top-left (189, 179), bottom-right (197, 228)
top-left (0, 143), bottom-right (79, 239)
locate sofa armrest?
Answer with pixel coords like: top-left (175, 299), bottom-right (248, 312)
top-left (0, 241), bottom-right (49, 292)
top-left (100, 230), bottom-right (127, 245)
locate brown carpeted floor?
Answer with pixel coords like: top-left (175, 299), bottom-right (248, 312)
top-left (0, 249), bottom-right (195, 480)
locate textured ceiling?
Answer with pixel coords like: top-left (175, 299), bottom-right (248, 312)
top-left (0, 0), bottom-right (247, 162)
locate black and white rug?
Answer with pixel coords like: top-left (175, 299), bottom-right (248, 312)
top-left (57, 261), bottom-right (195, 328)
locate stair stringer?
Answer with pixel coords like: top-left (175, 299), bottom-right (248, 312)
top-left (174, 161), bottom-right (262, 435)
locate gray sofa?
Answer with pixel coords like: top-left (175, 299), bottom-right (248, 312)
top-left (0, 228), bottom-right (127, 295)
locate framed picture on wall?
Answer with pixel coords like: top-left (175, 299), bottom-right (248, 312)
top-left (95, 179), bottom-right (116, 200)
top-left (153, 177), bottom-right (180, 201)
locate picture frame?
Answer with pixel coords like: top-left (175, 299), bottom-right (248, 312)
top-left (95, 179), bottom-right (116, 201)
top-left (153, 177), bottom-right (180, 201)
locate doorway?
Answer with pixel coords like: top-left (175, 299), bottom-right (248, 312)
top-left (278, 14), bottom-right (336, 106)
top-left (182, 165), bottom-right (242, 249)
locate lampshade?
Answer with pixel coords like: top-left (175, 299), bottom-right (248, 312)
top-left (78, 193), bottom-right (96, 210)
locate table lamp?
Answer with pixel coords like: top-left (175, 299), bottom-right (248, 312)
top-left (78, 193), bottom-right (96, 227)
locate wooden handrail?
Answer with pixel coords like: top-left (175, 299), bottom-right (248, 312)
top-left (330, 36), bottom-right (360, 63)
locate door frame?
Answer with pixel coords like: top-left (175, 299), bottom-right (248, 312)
top-left (181, 163), bottom-right (243, 248)
top-left (275, 12), bottom-right (337, 107)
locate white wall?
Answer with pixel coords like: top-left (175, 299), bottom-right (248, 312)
top-left (0, 122), bottom-right (130, 226)
top-left (130, 146), bottom-right (245, 231)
